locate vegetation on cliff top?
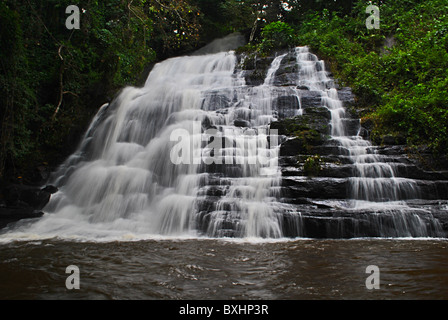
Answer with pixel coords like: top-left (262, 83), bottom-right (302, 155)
top-left (296, 0), bottom-right (448, 159)
top-left (1, 0), bottom-right (202, 181)
top-left (1, 0), bottom-right (447, 182)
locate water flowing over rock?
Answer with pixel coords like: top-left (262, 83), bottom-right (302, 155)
top-left (2, 41), bottom-right (447, 240)
top-left (277, 47), bottom-right (448, 238)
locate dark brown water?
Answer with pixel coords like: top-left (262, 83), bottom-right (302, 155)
top-left (1, 238), bottom-right (447, 300)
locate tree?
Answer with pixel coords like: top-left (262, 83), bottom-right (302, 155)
top-left (147, 0), bottom-right (201, 58)
top-left (0, 0), bottom-right (201, 180)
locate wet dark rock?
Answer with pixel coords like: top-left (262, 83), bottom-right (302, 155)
top-left (242, 70), bottom-right (266, 86)
top-left (418, 180), bottom-right (448, 200)
top-left (280, 138), bottom-right (310, 156)
top-left (337, 87), bottom-right (356, 106)
top-left (283, 177), bottom-right (349, 200)
top-left (342, 119), bottom-right (361, 136)
top-left (302, 105), bottom-right (332, 122)
top-left (0, 184), bottom-right (58, 229)
top-left (272, 52), bottom-right (303, 87)
top-left (294, 209), bottom-right (445, 239)
top-left (273, 95), bottom-right (300, 119)
top-left (41, 185), bottom-right (58, 195)
top-left (239, 55), bottom-right (275, 86)
top-left (3, 184), bottom-right (57, 210)
top-left (382, 134), bottom-right (407, 146)
top-left (300, 91), bottom-right (324, 110)
top-left (273, 73), bottom-right (298, 87)
top-left (234, 119), bottom-right (251, 127)
top-left (203, 92), bottom-right (231, 111)
top-left (0, 207), bottom-right (44, 229)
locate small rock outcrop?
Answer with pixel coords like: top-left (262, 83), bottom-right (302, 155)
top-left (0, 183), bottom-right (58, 229)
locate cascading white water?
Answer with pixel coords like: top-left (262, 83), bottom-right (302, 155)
top-left (2, 43), bottom-right (443, 241)
top-left (295, 46), bottom-right (443, 237)
top-left (5, 41), bottom-right (292, 240)
top-left (195, 53), bottom-right (288, 238)
top-left (295, 46), bottom-right (421, 204)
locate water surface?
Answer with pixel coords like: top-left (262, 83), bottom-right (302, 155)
top-left (1, 238), bottom-right (447, 300)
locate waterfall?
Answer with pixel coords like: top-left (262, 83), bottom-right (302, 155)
top-left (294, 47), bottom-right (444, 238)
top-left (4, 43), bottom-right (444, 240)
top-left (295, 47), bottom-right (421, 204)
top-left (13, 42), bottom-right (289, 240)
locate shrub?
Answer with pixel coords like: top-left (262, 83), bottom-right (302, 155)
top-left (303, 155), bottom-right (323, 177)
top-left (259, 21), bottom-right (298, 53)
top-left (295, 0), bottom-right (448, 156)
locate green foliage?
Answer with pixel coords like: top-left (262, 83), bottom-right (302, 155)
top-left (0, 0), bottom-right (201, 179)
top-left (2, 0), bottom-right (447, 179)
top-left (0, 2), bottom-right (37, 175)
top-left (260, 21), bottom-right (298, 53)
top-left (236, 21), bottom-right (298, 57)
top-left (303, 155), bottom-right (323, 177)
top-left (296, 0), bottom-right (448, 156)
